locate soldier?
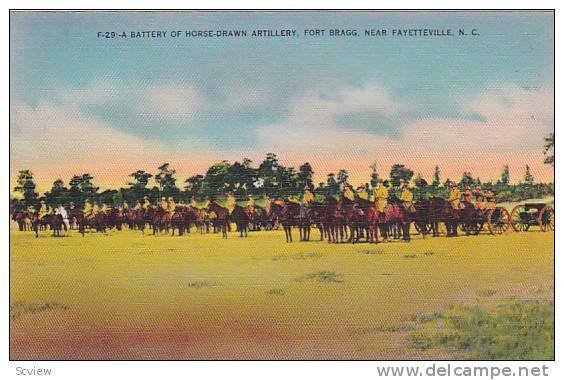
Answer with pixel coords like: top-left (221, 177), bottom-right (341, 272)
top-left (400, 182), bottom-right (415, 212)
top-left (190, 196), bottom-right (198, 208)
top-left (226, 192), bottom-right (236, 214)
top-left (142, 196), bottom-right (151, 209)
top-left (134, 200), bottom-right (143, 210)
top-left (121, 200), bottom-right (129, 212)
top-left (38, 200), bottom-right (49, 220)
top-left (357, 184), bottom-right (369, 200)
top-left (343, 184), bottom-right (355, 202)
top-left (100, 203), bottom-right (109, 214)
top-left (166, 197), bottom-right (176, 216)
top-left (83, 199), bottom-right (94, 218)
top-left (92, 201), bottom-right (101, 215)
top-left (55, 204), bottom-right (70, 231)
top-left (27, 204), bottom-right (36, 214)
top-left (375, 179), bottom-right (388, 214)
top-left (248, 195), bottom-right (255, 211)
top-left (484, 188), bottom-right (496, 211)
top-left (264, 195), bottom-right (272, 214)
top-left (473, 185), bottom-right (484, 210)
top-left (302, 186), bottom-right (314, 204)
top-left (448, 183), bottom-right (461, 209)
top-left (158, 197), bottom-right (167, 211)
top-left (462, 186), bottom-right (473, 204)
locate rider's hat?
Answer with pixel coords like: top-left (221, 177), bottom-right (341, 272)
top-left (144, 196), bottom-right (149, 200)
top-left (450, 182), bottom-right (458, 188)
top-left (357, 184), bottom-right (365, 189)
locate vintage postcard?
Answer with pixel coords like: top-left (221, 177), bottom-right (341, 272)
top-left (9, 10), bottom-right (554, 361)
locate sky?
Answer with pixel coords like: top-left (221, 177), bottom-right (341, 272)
top-left (10, 11), bottom-right (554, 193)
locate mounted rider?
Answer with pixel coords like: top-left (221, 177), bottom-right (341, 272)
top-left (100, 203), bottom-right (109, 214)
top-left (357, 184), bottom-right (369, 200)
top-left (302, 186), bottom-right (314, 204)
top-left (226, 192), bottom-right (237, 214)
top-left (83, 199), bottom-right (94, 218)
top-left (158, 197), bottom-right (167, 211)
top-left (264, 195), bottom-right (272, 214)
top-left (448, 183), bottom-right (462, 209)
top-left (55, 204), bottom-right (70, 230)
top-left (166, 197), bottom-right (176, 216)
top-left (400, 182), bottom-right (415, 212)
top-left (342, 183), bottom-right (355, 202)
top-left (142, 196), bottom-right (151, 210)
top-left (247, 195), bottom-right (255, 213)
top-left (473, 185), bottom-right (484, 210)
top-left (121, 200), bottom-right (129, 212)
top-left (190, 196), bottom-right (198, 209)
top-left (375, 179), bottom-right (388, 214)
top-left (38, 200), bottom-right (49, 220)
top-left (462, 186), bottom-right (473, 204)
top-left (484, 188), bottom-right (496, 211)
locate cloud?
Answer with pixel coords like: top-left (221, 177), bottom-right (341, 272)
top-left (138, 86), bottom-right (207, 120)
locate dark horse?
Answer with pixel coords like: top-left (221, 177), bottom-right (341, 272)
top-left (278, 201), bottom-right (300, 243)
top-left (324, 196), bottom-right (347, 243)
top-left (428, 197), bottom-right (458, 237)
top-left (230, 204), bottom-right (251, 237)
top-left (207, 201), bottom-right (229, 238)
top-left (339, 197), bottom-right (370, 244)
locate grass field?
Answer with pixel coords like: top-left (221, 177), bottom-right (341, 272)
top-left (9, 225), bottom-right (554, 360)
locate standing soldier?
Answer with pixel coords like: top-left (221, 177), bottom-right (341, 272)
top-left (375, 179), bottom-right (388, 214)
top-left (448, 183), bottom-right (461, 209)
top-left (357, 184), bottom-right (369, 200)
top-left (400, 182), bottom-right (415, 212)
top-left (226, 192), bottom-right (237, 214)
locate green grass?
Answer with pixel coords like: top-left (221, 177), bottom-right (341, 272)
top-left (410, 300), bottom-right (554, 360)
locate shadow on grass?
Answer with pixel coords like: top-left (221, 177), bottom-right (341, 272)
top-left (10, 301), bottom-right (69, 321)
top-left (295, 271), bottom-right (343, 283)
top-left (409, 300), bottom-right (554, 360)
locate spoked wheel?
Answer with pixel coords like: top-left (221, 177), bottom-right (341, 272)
top-left (539, 206), bottom-right (555, 232)
top-left (461, 220), bottom-right (483, 235)
top-left (510, 205), bottom-right (526, 232)
top-left (487, 207), bottom-right (512, 235)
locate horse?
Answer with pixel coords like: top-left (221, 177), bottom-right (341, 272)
top-left (278, 201), bottom-right (300, 243)
top-left (149, 206), bottom-right (169, 235)
top-left (47, 213), bottom-right (64, 237)
top-left (171, 206), bottom-right (188, 236)
top-left (207, 201), bottom-right (229, 238)
top-left (339, 197), bottom-right (370, 244)
top-left (309, 201), bottom-right (327, 241)
top-left (12, 211), bottom-right (32, 231)
top-left (106, 208), bottom-right (123, 231)
top-left (230, 204), bottom-right (251, 237)
top-left (458, 201), bottom-right (484, 235)
top-left (428, 197), bottom-right (458, 237)
top-left (324, 196), bottom-right (347, 243)
top-left (412, 199), bottom-right (431, 238)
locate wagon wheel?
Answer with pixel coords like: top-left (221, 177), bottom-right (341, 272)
top-left (538, 206), bottom-right (555, 232)
top-left (510, 205), bottom-right (526, 232)
top-left (487, 207), bottom-right (511, 235)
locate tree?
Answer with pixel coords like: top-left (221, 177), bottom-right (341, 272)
top-left (298, 162), bottom-right (314, 190)
top-left (500, 165), bottom-right (510, 186)
top-left (326, 173), bottom-right (339, 196)
top-left (414, 173), bottom-right (428, 188)
top-left (369, 161), bottom-right (379, 188)
top-left (184, 174), bottom-right (204, 199)
top-left (543, 133), bottom-right (554, 166)
top-left (79, 173), bottom-right (99, 200)
top-left (155, 163), bottom-right (179, 198)
top-left (128, 170), bottom-right (152, 202)
top-left (44, 179), bottom-right (69, 207)
top-left (203, 160), bottom-right (231, 197)
top-left (389, 164), bottom-right (414, 188)
top-left (14, 169), bottom-right (38, 207)
top-left (336, 169), bottom-right (349, 188)
top-left (432, 166), bottom-right (441, 188)
top-left (459, 172), bottom-right (475, 188)
top-left (524, 165), bottom-right (534, 185)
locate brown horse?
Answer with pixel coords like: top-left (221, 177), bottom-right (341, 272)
top-left (12, 211), bottom-right (32, 231)
top-left (230, 204), bottom-right (251, 237)
top-left (207, 201), bottom-right (229, 238)
top-left (428, 197), bottom-right (458, 237)
top-left (278, 201), bottom-right (300, 243)
top-left (339, 197), bottom-right (370, 244)
top-left (324, 196), bottom-right (347, 243)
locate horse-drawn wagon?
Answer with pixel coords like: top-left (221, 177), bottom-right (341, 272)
top-left (459, 204), bottom-right (512, 235)
top-left (510, 203), bottom-right (554, 232)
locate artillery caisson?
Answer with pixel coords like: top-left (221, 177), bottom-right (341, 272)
top-left (458, 204), bottom-right (512, 236)
top-left (510, 203), bottom-right (554, 232)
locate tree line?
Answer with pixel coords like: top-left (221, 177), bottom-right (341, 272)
top-left (11, 151), bottom-right (554, 211)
